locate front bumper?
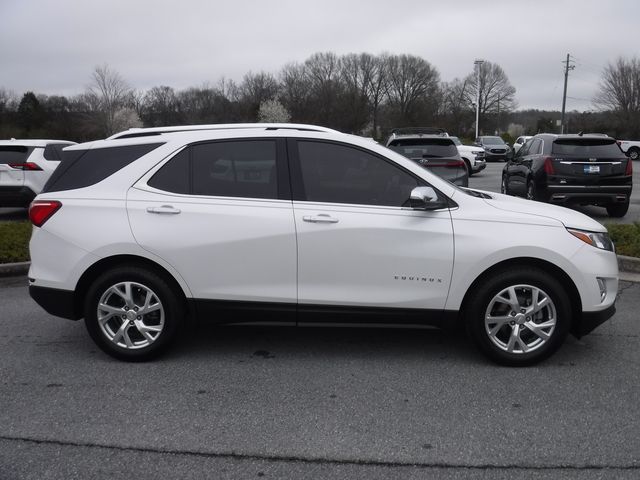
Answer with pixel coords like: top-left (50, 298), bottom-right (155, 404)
top-left (572, 304), bottom-right (616, 338)
top-left (472, 160), bottom-right (486, 173)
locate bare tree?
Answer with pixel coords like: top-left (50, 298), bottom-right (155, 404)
top-left (594, 57), bottom-right (640, 137)
top-left (279, 62), bottom-right (311, 122)
top-left (464, 61), bottom-right (517, 122)
top-left (384, 54), bottom-right (441, 126)
top-left (141, 86), bottom-right (181, 126)
top-left (238, 71), bottom-right (279, 120)
top-left (86, 64), bottom-right (136, 136)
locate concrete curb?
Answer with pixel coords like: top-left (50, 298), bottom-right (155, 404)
top-left (0, 261), bottom-right (30, 278)
top-left (1, 256), bottom-right (640, 279)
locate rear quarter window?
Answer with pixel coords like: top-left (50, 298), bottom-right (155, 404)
top-left (43, 143), bottom-right (164, 193)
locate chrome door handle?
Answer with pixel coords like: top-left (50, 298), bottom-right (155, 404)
top-left (146, 205), bottom-right (181, 214)
top-left (302, 214), bottom-right (339, 224)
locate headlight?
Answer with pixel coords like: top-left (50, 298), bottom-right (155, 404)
top-left (567, 228), bottom-right (614, 252)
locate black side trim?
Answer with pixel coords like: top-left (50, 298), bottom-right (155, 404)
top-left (191, 299), bottom-right (455, 328)
top-left (572, 304), bottom-right (616, 338)
top-left (29, 285), bottom-right (81, 320)
top-left (190, 299), bottom-right (297, 324)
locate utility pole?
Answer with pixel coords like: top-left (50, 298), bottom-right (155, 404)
top-left (560, 53), bottom-right (575, 134)
top-left (474, 59), bottom-right (484, 139)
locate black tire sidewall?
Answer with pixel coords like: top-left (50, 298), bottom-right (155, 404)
top-left (466, 268), bottom-right (571, 366)
top-left (84, 267), bottom-right (182, 361)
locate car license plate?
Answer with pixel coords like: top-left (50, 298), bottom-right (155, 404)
top-left (584, 165), bottom-right (600, 174)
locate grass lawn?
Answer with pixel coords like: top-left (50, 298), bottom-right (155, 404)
top-left (0, 221), bottom-right (32, 263)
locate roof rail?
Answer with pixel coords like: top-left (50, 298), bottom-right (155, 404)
top-left (108, 123), bottom-right (340, 140)
top-left (389, 127), bottom-right (449, 138)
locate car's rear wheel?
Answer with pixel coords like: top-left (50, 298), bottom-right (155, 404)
top-left (84, 267), bottom-right (182, 361)
top-left (466, 267), bottom-right (571, 366)
top-left (606, 201), bottom-right (630, 217)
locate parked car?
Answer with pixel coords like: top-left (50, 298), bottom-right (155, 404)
top-left (617, 139), bottom-right (640, 161)
top-left (475, 136), bottom-right (512, 162)
top-left (501, 133), bottom-right (633, 217)
top-left (386, 132), bottom-right (468, 187)
top-left (449, 136), bottom-right (486, 175)
top-left (0, 139), bottom-right (75, 207)
top-left (513, 135), bottom-right (533, 154)
top-left (28, 123), bottom-right (618, 366)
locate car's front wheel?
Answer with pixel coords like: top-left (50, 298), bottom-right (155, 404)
top-left (84, 267), bottom-right (183, 361)
top-left (466, 267), bottom-right (571, 366)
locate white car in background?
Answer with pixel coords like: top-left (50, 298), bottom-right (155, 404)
top-left (27, 123), bottom-right (618, 366)
top-left (450, 136), bottom-right (486, 176)
top-left (0, 139), bottom-right (75, 207)
top-left (513, 135), bottom-right (533, 154)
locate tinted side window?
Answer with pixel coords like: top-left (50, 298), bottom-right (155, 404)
top-left (43, 143), bottom-right (164, 193)
top-left (297, 141), bottom-right (419, 207)
top-left (192, 140), bottom-right (277, 199)
top-left (148, 149), bottom-right (190, 194)
top-left (43, 144), bottom-right (70, 161)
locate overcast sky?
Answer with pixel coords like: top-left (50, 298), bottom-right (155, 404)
top-left (1, 0), bottom-right (638, 112)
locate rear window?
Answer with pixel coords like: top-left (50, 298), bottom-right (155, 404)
top-left (388, 138), bottom-right (458, 158)
top-left (552, 139), bottom-right (622, 157)
top-left (43, 143), bottom-right (164, 193)
top-left (0, 146), bottom-right (30, 164)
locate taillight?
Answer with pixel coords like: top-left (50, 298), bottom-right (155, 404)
top-left (29, 200), bottom-right (62, 227)
top-left (543, 156), bottom-right (555, 175)
top-left (9, 162), bottom-right (42, 171)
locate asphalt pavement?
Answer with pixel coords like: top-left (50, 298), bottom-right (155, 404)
top-left (1, 274), bottom-right (639, 479)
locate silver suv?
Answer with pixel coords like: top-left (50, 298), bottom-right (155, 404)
top-left (0, 139), bottom-right (75, 207)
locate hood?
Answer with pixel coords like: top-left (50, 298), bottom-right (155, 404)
top-left (480, 191), bottom-right (606, 232)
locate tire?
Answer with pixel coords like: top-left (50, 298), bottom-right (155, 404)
top-left (606, 201), bottom-right (630, 218)
top-left (526, 179), bottom-right (536, 200)
top-left (84, 267), bottom-right (183, 361)
top-left (501, 175), bottom-right (509, 195)
top-left (628, 148), bottom-right (639, 161)
top-left (466, 267), bottom-right (571, 366)
top-left (464, 159), bottom-right (473, 177)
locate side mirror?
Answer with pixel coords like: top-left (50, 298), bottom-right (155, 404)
top-left (409, 186), bottom-right (448, 210)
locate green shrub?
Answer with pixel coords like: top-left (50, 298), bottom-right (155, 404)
top-left (0, 221), bottom-right (32, 263)
top-left (607, 222), bottom-right (640, 258)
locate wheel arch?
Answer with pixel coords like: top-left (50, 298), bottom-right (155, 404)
top-left (458, 257), bottom-right (582, 335)
top-left (73, 254), bottom-right (192, 320)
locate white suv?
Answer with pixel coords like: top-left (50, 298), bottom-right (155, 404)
top-left (0, 139), bottom-right (75, 207)
top-left (28, 124), bottom-right (618, 365)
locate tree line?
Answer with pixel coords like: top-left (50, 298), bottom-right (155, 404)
top-left (0, 52), bottom-right (638, 143)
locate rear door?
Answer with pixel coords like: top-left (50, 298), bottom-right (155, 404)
top-left (549, 138), bottom-right (630, 185)
top-left (127, 138), bottom-right (297, 311)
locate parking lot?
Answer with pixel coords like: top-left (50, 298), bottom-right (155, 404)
top-left (1, 161), bottom-right (639, 479)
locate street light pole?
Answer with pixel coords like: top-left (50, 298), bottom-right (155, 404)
top-left (474, 59), bottom-right (484, 139)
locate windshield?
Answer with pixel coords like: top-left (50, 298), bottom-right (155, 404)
top-left (481, 137), bottom-right (505, 145)
top-left (388, 138), bottom-right (458, 158)
top-left (552, 139), bottom-right (622, 157)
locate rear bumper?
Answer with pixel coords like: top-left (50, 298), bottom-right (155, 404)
top-left (572, 304), bottom-right (616, 338)
top-left (0, 186), bottom-right (35, 207)
top-left (545, 185), bottom-right (632, 205)
top-left (29, 284), bottom-right (81, 320)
